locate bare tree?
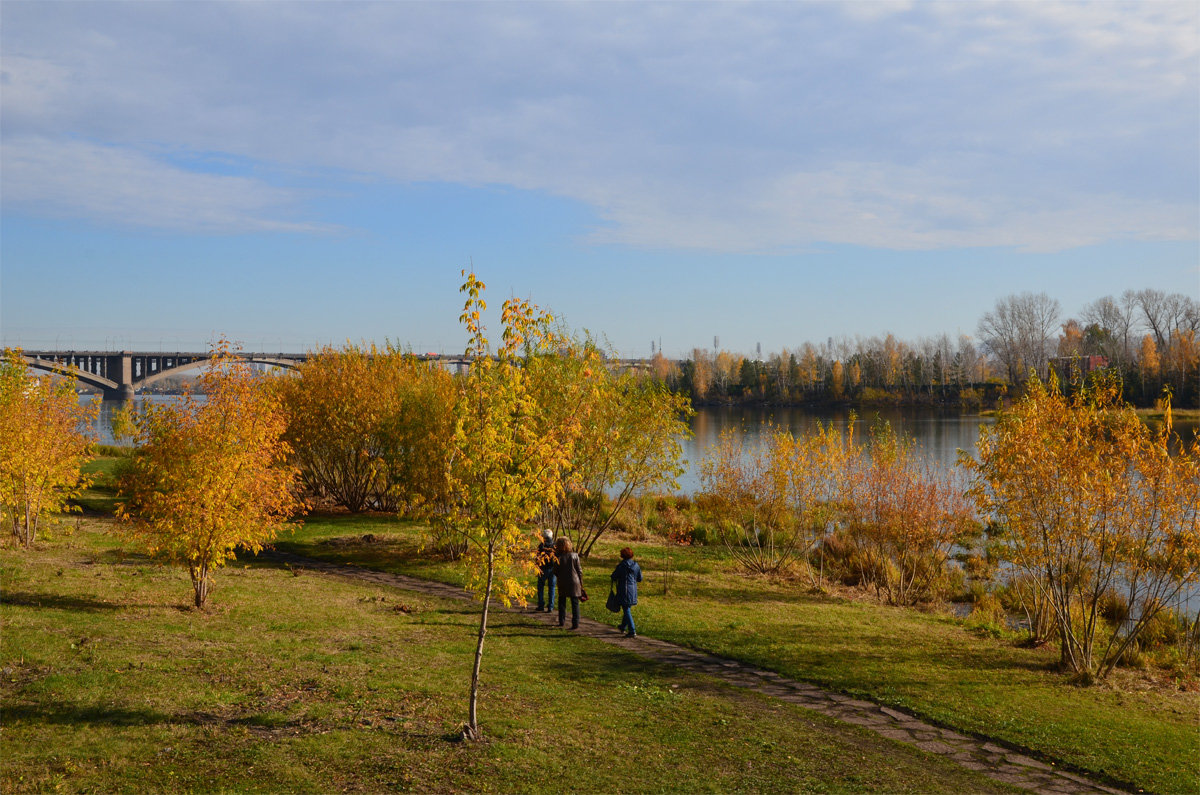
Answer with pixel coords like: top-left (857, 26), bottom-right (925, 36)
top-left (1124, 289), bottom-right (1200, 349)
top-left (1080, 295), bottom-right (1136, 368)
top-left (977, 292), bottom-right (1061, 383)
top-left (954, 335), bottom-right (985, 386)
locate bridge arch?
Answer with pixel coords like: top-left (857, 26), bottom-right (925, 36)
top-left (15, 350), bottom-right (308, 401)
top-left (20, 354), bottom-right (120, 395)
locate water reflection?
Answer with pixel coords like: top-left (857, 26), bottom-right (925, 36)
top-left (87, 395), bottom-right (202, 446)
top-left (680, 406), bottom-right (993, 494)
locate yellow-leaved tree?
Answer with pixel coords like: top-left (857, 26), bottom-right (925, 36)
top-left (966, 373), bottom-right (1200, 680)
top-left (277, 343), bottom-right (456, 514)
top-left (0, 349), bottom-right (97, 548)
top-left (700, 421), bottom-right (850, 577)
top-left (537, 353), bottom-right (692, 558)
top-left (446, 272), bottom-right (599, 740)
top-left (118, 340), bottom-right (302, 609)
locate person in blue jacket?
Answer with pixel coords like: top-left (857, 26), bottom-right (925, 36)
top-left (611, 547), bottom-right (643, 637)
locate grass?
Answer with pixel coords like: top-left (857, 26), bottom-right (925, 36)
top-left (75, 453), bottom-right (128, 515)
top-left (2, 519), bottom-right (1017, 794)
top-left (275, 514), bottom-right (1200, 795)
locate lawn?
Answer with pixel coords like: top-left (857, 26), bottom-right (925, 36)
top-left (1, 519), bottom-right (1015, 794)
top-left (275, 513), bottom-right (1200, 794)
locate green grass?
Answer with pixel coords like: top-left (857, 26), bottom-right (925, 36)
top-left (275, 514), bottom-right (1200, 794)
top-left (75, 453), bottom-right (128, 514)
top-left (2, 519), bottom-right (1015, 794)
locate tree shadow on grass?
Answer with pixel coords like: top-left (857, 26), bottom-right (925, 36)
top-left (3, 702), bottom-right (174, 727)
top-left (1, 590), bottom-right (123, 612)
top-left (5, 702), bottom-right (310, 733)
top-left (539, 646), bottom-right (685, 689)
top-left (93, 548), bottom-right (157, 567)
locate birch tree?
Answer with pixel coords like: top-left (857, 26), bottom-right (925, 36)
top-left (446, 272), bottom-right (599, 740)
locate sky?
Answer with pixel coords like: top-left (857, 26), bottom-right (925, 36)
top-left (1, 1), bottom-right (1197, 359)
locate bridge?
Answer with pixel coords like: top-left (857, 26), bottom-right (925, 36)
top-left (16, 349), bottom-right (657, 401)
top-left (17, 350), bottom-right (319, 401)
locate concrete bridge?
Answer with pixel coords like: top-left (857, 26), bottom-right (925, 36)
top-left (17, 349), bottom-right (657, 401)
top-left (17, 350), bottom-right (317, 401)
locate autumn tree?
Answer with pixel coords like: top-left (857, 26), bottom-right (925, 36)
top-left (1137, 335), bottom-right (1160, 403)
top-left (977, 292), bottom-right (1061, 384)
top-left (277, 344), bottom-right (455, 513)
top-left (539, 360), bottom-right (692, 558)
top-left (1056, 319), bottom-right (1085, 358)
top-left (843, 422), bottom-right (973, 605)
top-left (446, 272), bottom-right (598, 740)
top-left (376, 357), bottom-right (457, 517)
top-left (0, 349), bottom-right (97, 548)
top-left (118, 340), bottom-right (302, 609)
top-left (828, 360), bottom-right (845, 400)
top-left (685, 347), bottom-right (713, 402)
top-left (965, 374), bottom-right (1200, 680)
top-left (701, 422), bottom-right (849, 576)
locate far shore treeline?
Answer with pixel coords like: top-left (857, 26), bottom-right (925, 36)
top-left (644, 288), bottom-right (1198, 409)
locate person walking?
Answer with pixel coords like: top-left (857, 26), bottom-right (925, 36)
top-left (611, 547), bottom-right (643, 637)
top-left (554, 537), bottom-right (584, 629)
top-left (535, 530), bottom-right (557, 612)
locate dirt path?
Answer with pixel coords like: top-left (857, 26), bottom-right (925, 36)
top-left (261, 549), bottom-right (1126, 795)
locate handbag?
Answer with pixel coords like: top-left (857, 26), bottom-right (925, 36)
top-left (605, 583), bottom-right (621, 613)
top-left (580, 587), bottom-right (589, 603)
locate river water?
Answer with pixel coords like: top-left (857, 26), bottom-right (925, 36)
top-left (89, 398), bottom-right (1195, 491)
top-left (680, 406), bottom-right (990, 493)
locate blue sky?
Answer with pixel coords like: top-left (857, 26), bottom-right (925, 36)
top-left (2, 1), bottom-right (1196, 358)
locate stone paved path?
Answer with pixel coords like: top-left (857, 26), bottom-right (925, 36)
top-left (261, 549), bottom-right (1127, 795)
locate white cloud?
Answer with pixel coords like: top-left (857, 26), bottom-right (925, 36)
top-left (2, 136), bottom-right (331, 234)
top-left (1, 1), bottom-right (1196, 249)
top-left (583, 161), bottom-right (1196, 253)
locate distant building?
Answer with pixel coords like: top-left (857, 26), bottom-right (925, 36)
top-left (1049, 355), bottom-right (1109, 382)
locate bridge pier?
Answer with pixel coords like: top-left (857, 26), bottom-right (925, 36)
top-left (104, 382), bottom-right (136, 402)
top-left (103, 353), bottom-right (135, 402)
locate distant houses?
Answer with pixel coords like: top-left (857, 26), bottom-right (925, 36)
top-left (1049, 355), bottom-right (1110, 383)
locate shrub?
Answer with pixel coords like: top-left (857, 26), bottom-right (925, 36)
top-left (996, 575), bottom-right (1056, 646)
top-left (1137, 608), bottom-right (1183, 650)
top-left (1099, 590), bottom-right (1130, 626)
top-left (965, 592), bottom-right (1008, 637)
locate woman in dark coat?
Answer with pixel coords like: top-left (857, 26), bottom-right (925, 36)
top-left (611, 547), bottom-right (643, 637)
top-left (554, 537), bottom-right (584, 629)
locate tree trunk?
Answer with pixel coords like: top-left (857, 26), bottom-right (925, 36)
top-left (465, 545), bottom-right (496, 741)
top-left (191, 560), bottom-right (211, 609)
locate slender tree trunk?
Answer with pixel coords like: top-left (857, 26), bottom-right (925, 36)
top-left (466, 546), bottom-right (496, 741)
top-left (191, 561), bottom-right (210, 609)
top-left (23, 499), bottom-right (32, 548)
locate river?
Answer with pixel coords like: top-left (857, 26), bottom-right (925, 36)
top-left (88, 398), bottom-right (1195, 492)
top-left (680, 405), bottom-right (990, 493)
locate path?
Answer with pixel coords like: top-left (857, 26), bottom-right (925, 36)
top-left (261, 549), bottom-right (1126, 795)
